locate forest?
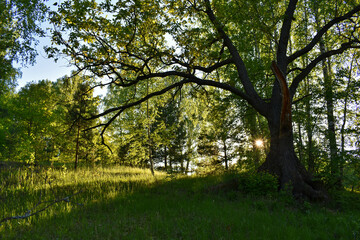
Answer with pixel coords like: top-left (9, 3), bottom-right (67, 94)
top-left (1, 0), bottom-right (360, 239)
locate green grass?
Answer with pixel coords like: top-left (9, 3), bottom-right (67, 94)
top-left (1, 163), bottom-right (360, 239)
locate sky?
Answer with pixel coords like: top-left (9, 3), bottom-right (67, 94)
top-left (16, 36), bottom-right (74, 90)
top-left (15, 36), bottom-right (107, 97)
top-left (15, 0), bottom-right (74, 91)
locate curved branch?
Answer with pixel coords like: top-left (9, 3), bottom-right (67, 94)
top-left (86, 72), bottom-right (255, 146)
top-left (288, 4), bottom-right (360, 63)
top-left (203, 0), bottom-right (268, 117)
top-left (271, 61), bottom-right (292, 136)
top-left (290, 41), bottom-right (360, 98)
top-left (82, 81), bottom-right (112, 95)
top-left (0, 191), bottom-right (82, 225)
top-left (88, 73), bottom-right (250, 122)
top-left (172, 57), bottom-right (234, 73)
top-left (277, 0), bottom-right (298, 71)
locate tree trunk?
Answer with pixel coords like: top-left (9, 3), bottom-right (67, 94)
top-left (180, 160), bottom-right (184, 174)
top-left (185, 157), bottom-right (190, 174)
top-left (146, 79), bottom-right (155, 176)
top-left (259, 123), bottom-right (325, 199)
top-left (223, 140), bottom-right (228, 170)
top-left (259, 62), bottom-right (327, 200)
top-left (320, 40), bottom-right (339, 187)
top-left (74, 123), bottom-right (80, 170)
top-left (164, 146), bottom-right (168, 171)
top-left (340, 58), bottom-right (353, 184)
top-left (305, 93), bottom-right (315, 174)
top-left (295, 104), bottom-right (304, 163)
top-left (302, 5), bottom-right (315, 175)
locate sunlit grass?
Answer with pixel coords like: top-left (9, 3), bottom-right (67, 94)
top-left (0, 164), bottom-right (165, 234)
top-left (1, 163), bottom-right (360, 239)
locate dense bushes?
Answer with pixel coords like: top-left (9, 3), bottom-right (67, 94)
top-left (236, 172), bottom-right (278, 196)
top-left (205, 171), bottom-right (278, 197)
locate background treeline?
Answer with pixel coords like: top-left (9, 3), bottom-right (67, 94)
top-left (0, 0), bottom-right (359, 192)
top-left (0, 61), bottom-right (359, 190)
top-left (0, 75), bottom-right (110, 168)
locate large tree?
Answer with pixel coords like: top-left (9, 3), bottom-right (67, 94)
top-left (48, 0), bottom-right (360, 199)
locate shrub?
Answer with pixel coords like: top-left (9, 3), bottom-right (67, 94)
top-left (237, 172), bottom-right (278, 196)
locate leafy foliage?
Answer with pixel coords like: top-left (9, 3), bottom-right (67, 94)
top-left (1, 0), bottom-right (360, 198)
top-left (0, 0), bottom-right (47, 92)
top-left (237, 172), bottom-right (278, 196)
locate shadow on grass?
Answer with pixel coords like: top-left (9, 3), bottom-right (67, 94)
top-left (2, 170), bottom-right (360, 240)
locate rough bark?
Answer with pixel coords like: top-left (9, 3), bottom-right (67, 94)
top-left (259, 124), bottom-right (326, 200)
top-left (259, 62), bottom-right (327, 200)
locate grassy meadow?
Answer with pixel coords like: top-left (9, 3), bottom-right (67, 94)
top-left (1, 162), bottom-right (360, 239)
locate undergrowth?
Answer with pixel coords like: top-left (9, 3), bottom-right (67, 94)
top-left (1, 163), bottom-right (359, 239)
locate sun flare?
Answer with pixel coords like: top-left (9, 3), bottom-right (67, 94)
top-left (255, 139), bottom-right (264, 148)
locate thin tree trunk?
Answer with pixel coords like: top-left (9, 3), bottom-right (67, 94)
top-left (185, 157), bottom-right (190, 174)
top-left (147, 80), bottom-right (154, 176)
top-left (295, 104), bottom-right (304, 163)
top-left (302, 4), bottom-right (315, 174)
top-left (223, 140), bottom-right (228, 170)
top-left (164, 146), bottom-right (167, 171)
top-left (74, 123), bottom-right (80, 170)
top-left (340, 57), bottom-right (354, 183)
top-left (304, 84), bottom-right (315, 174)
top-left (320, 40), bottom-right (339, 186)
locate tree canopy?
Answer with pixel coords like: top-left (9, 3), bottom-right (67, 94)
top-left (0, 0), bottom-right (47, 92)
top-left (44, 0), bottom-right (360, 199)
top-left (0, 0), bottom-right (359, 199)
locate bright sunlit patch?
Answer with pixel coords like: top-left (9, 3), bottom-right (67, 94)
top-left (255, 139), bottom-right (264, 148)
